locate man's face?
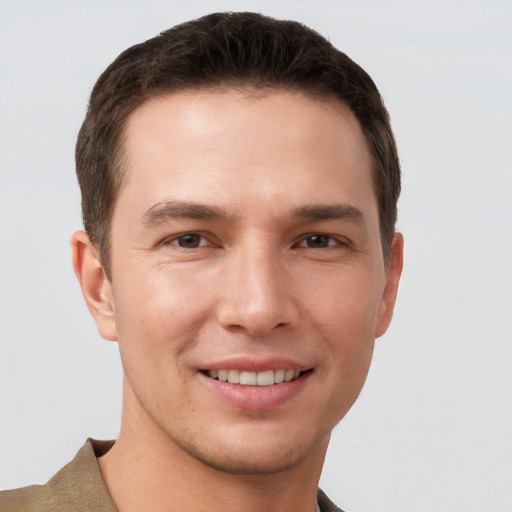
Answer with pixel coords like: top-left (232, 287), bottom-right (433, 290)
top-left (97, 89), bottom-right (401, 474)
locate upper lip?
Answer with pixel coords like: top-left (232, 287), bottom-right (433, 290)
top-left (200, 356), bottom-right (312, 372)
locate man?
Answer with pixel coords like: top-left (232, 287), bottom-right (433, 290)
top-left (1, 12), bottom-right (403, 512)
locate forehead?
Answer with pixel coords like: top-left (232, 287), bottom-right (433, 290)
top-left (116, 88), bottom-right (376, 221)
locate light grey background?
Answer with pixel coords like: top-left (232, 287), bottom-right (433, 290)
top-left (1, 1), bottom-right (511, 511)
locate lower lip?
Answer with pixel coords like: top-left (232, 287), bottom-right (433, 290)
top-left (200, 372), bottom-right (311, 411)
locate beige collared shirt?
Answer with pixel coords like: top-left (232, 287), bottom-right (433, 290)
top-left (1, 439), bottom-right (343, 512)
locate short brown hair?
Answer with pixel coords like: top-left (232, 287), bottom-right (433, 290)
top-left (76, 12), bottom-right (400, 279)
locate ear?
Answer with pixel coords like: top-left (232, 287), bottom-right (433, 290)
top-left (71, 230), bottom-right (118, 341)
top-left (375, 233), bottom-right (404, 338)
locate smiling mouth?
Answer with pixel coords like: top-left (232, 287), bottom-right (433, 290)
top-left (203, 369), bottom-right (311, 386)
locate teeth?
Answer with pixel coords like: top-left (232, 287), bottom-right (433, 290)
top-left (207, 369), bottom-right (303, 386)
top-left (228, 369), bottom-right (240, 384)
top-left (239, 371), bottom-right (257, 385)
top-left (256, 370), bottom-right (274, 386)
top-left (274, 369), bottom-right (285, 383)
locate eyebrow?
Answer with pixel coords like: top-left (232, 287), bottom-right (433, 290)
top-left (293, 204), bottom-right (365, 223)
top-left (141, 200), bottom-right (364, 227)
top-left (141, 200), bottom-right (231, 227)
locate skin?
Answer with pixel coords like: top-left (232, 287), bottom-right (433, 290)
top-left (72, 89), bottom-right (403, 512)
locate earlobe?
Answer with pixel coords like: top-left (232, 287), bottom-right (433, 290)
top-left (375, 233), bottom-right (404, 339)
top-left (71, 230), bottom-right (118, 341)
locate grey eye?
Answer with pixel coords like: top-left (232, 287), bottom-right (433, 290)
top-left (176, 234), bottom-right (203, 248)
top-left (304, 234), bottom-right (333, 248)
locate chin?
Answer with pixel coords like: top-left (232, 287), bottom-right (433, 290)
top-left (173, 426), bottom-right (326, 476)
top-left (187, 442), bottom-right (309, 475)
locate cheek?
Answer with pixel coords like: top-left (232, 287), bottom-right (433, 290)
top-left (304, 269), bottom-right (381, 383)
top-left (305, 266), bottom-right (382, 333)
top-left (112, 267), bottom-right (214, 365)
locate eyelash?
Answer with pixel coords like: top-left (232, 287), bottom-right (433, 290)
top-left (296, 234), bottom-right (347, 249)
top-left (163, 233), bottom-right (213, 249)
top-left (162, 232), bottom-right (348, 250)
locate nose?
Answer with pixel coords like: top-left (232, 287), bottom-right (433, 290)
top-left (217, 245), bottom-right (300, 336)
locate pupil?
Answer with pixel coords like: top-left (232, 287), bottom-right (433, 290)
top-left (179, 234), bottom-right (200, 248)
top-left (308, 235), bottom-right (328, 247)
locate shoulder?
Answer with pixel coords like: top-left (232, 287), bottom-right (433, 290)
top-left (317, 488), bottom-right (346, 512)
top-left (1, 483), bottom-right (52, 512)
top-left (0, 439), bottom-right (117, 512)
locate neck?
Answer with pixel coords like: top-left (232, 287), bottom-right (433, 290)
top-left (98, 383), bottom-right (328, 512)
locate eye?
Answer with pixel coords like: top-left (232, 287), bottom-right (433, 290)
top-left (299, 234), bottom-right (337, 248)
top-left (170, 233), bottom-right (206, 249)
